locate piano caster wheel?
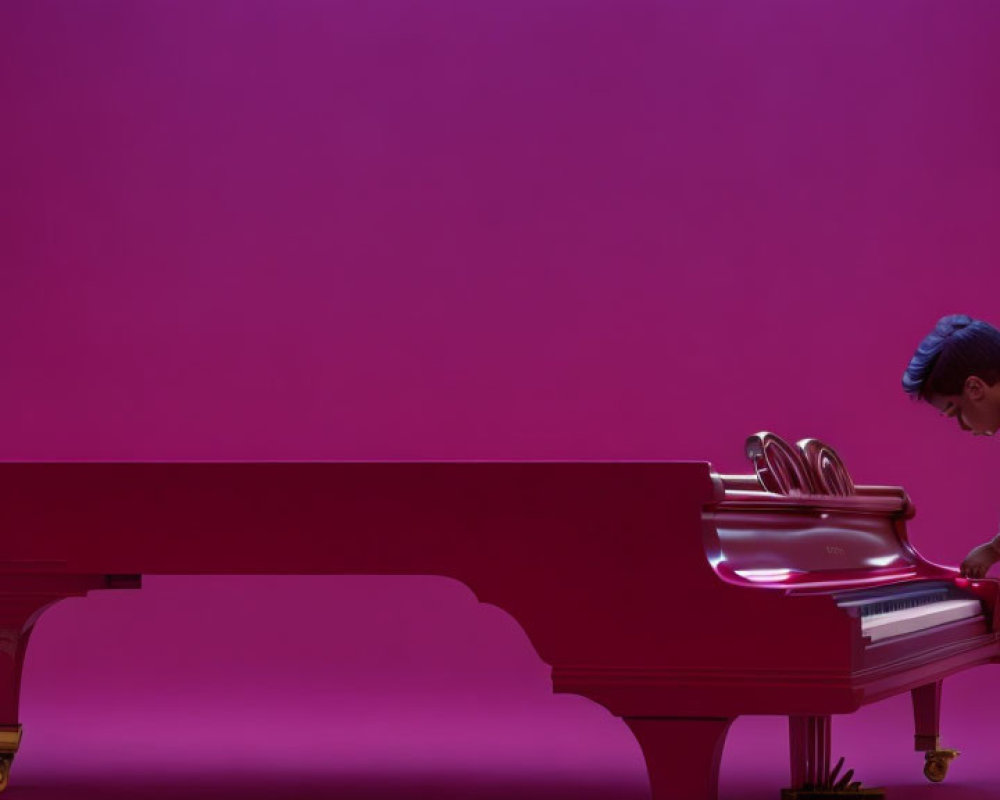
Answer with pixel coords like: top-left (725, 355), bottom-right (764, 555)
top-left (923, 749), bottom-right (960, 782)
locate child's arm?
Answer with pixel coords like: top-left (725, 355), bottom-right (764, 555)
top-left (960, 534), bottom-right (1000, 578)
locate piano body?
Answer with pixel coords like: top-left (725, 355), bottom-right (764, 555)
top-left (0, 432), bottom-right (997, 799)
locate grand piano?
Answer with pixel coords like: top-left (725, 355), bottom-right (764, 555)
top-left (0, 432), bottom-right (997, 799)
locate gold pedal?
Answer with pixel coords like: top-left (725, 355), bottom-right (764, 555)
top-left (782, 754), bottom-right (885, 799)
top-left (781, 791), bottom-right (885, 799)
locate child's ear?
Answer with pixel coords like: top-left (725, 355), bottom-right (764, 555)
top-left (966, 376), bottom-right (987, 399)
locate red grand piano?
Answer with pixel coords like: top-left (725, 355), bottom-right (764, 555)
top-left (0, 432), bottom-right (997, 799)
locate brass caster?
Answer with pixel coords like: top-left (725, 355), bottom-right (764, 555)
top-left (0, 755), bottom-right (12, 793)
top-left (924, 748), bottom-right (960, 783)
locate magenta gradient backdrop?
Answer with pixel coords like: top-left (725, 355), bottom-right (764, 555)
top-left (4, 1), bottom-right (1000, 797)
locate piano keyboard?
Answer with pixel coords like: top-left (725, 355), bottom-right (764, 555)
top-left (834, 582), bottom-right (984, 643)
top-left (860, 598), bottom-right (982, 642)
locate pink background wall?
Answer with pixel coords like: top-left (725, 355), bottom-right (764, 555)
top-left (3, 1), bottom-right (1000, 797)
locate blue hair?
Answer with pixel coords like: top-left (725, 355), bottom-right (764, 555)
top-left (902, 314), bottom-right (1000, 400)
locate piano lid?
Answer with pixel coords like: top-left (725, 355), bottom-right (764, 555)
top-left (704, 432), bottom-right (947, 590)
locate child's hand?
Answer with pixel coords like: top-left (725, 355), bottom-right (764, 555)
top-left (960, 537), bottom-right (1000, 578)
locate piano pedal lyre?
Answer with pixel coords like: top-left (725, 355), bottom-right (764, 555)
top-left (781, 755), bottom-right (886, 800)
top-left (0, 726), bottom-right (22, 793)
top-left (781, 791), bottom-right (885, 799)
top-left (786, 717), bottom-right (885, 800)
top-left (923, 748), bottom-right (960, 782)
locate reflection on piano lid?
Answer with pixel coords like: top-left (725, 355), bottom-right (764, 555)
top-left (733, 567), bottom-right (803, 583)
top-left (712, 433), bottom-right (927, 589)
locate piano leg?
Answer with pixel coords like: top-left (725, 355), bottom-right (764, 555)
top-left (0, 627), bottom-right (27, 795)
top-left (622, 716), bottom-right (734, 800)
top-left (0, 575), bottom-right (140, 793)
top-left (0, 614), bottom-right (42, 792)
top-left (788, 715), bottom-right (831, 788)
top-left (911, 681), bottom-right (959, 782)
top-left (911, 680), bottom-right (941, 752)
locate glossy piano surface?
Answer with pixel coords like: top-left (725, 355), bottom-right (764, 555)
top-left (0, 432), bottom-right (997, 799)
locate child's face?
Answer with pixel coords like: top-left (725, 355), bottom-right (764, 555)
top-left (929, 377), bottom-right (1000, 437)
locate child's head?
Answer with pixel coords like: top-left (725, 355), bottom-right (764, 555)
top-left (902, 314), bottom-right (1000, 436)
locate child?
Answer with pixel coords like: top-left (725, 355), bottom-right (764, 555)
top-left (902, 314), bottom-right (1000, 578)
